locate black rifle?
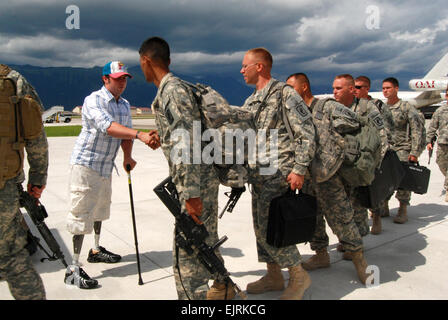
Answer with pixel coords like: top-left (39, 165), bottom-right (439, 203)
top-left (153, 176), bottom-right (246, 300)
top-left (428, 135), bottom-right (437, 165)
top-left (219, 186), bottom-right (246, 219)
top-left (18, 184), bottom-right (68, 268)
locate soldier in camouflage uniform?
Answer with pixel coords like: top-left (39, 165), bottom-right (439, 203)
top-left (332, 75), bottom-right (389, 260)
top-left (383, 77), bottom-right (426, 224)
top-left (286, 73), bottom-right (373, 285)
top-left (426, 87), bottom-right (448, 202)
top-left (0, 64), bottom-right (47, 299)
top-left (139, 36), bottom-right (235, 300)
top-left (355, 75), bottom-right (395, 234)
top-left (240, 49), bottom-right (316, 300)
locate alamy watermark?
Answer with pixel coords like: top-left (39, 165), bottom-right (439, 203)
top-left (366, 265), bottom-right (381, 288)
top-left (169, 121), bottom-right (279, 175)
top-left (66, 5), bottom-right (80, 30)
top-left (365, 5), bottom-right (380, 30)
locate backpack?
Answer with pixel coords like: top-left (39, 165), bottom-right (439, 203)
top-left (0, 65), bottom-right (43, 188)
top-left (158, 77), bottom-right (255, 187)
top-left (338, 111), bottom-right (382, 187)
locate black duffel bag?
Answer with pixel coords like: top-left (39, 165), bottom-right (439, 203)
top-left (398, 161), bottom-right (431, 194)
top-left (267, 190), bottom-right (317, 248)
top-left (355, 149), bottom-right (406, 208)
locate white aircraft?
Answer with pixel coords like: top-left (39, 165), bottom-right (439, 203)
top-left (317, 52), bottom-right (448, 110)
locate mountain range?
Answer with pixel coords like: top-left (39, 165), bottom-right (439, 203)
top-left (9, 64), bottom-right (255, 110)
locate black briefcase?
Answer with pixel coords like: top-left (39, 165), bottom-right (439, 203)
top-left (266, 190), bottom-right (317, 248)
top-left (356, 150), bottom-right (406, 208)
top-left (398, 162), bottom-right (431, 194)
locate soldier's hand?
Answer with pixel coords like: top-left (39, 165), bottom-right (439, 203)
top-left (148, 130), bottom-right (161, 150)
top-left (287, 172), bottom-right (304, 191)
top-left (185, 197), bottom-right (203, 225)
top-left (409, 155), bottom-right (418, 163)
top-left (27, 184), bottom-right (45, 199)
top-left (136, 131), bottom-right (152, 145)
top-left (427, 143), bottom-right (433, 151)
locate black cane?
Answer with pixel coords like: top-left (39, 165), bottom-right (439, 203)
top-left (126, 164), bottom-right (143, 285)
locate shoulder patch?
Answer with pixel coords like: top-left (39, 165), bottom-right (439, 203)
top-left (285, 95), bottom-right (311, 122)
top-left (368, 112), bottom-right (384, 129)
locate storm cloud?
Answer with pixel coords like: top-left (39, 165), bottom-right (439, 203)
top-left (1, 0), bottom-right (447, 92)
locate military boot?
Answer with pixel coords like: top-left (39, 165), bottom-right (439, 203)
top-left (279, 264), bottom-right (311, 300)
top-left (351, 250), bottom-right (373, 285)
top-left (302, 248), bottom-right (330, 271)
top-left (371, 213), bottom-right (382, 235)
top-left (393, 202), bottom-right (408, 224)
top-left (381, 201), bottom-right (390, 217)
top-left (246, 263), bottom-right (284, 294)
top-left (206, 280), bottom-right (236, 300)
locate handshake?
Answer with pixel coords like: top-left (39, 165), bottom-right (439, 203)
top-left (138, 130), bottom-right (161, 150)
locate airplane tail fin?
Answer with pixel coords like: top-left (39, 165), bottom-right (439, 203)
top-left (423, 52), bottom-right (448, 79)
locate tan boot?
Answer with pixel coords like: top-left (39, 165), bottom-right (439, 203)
top-left (246, 263), bottom-right (284, 294)
top-left (302, 249), bottom-right (330, 271)
top-left (206, 280), bottom-right (236, 300)
top-left (393, 202), bottom-right (408, 224)
top-left (371, 213), bottom-right (382, 235)
top-left (279, 264), bottom-right (311, 300)
top-left (381, 201), bottom-right (390, 217)
top-left (352, 250), bottom-right (372, 285)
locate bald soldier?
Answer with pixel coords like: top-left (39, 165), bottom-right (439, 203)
top-left (332, 74), bottom-right (389, 251)
top-left (239, 48), bottom-right (316, 300)
top-left (286, 72), bottom-right (374, 285)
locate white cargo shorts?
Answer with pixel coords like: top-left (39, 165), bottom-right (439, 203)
top-left (66, 165), bottom-right (112, 235)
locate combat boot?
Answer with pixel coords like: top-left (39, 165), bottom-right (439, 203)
top-left (206, 280), bottom-right (236, 300)
top-left (371, 213), bottom-right (382, 235)
top-left (381, 201), bottom-right (390, 217)
top-left (302, 248), bottom-right (330, 271)
top-left (393, 202), bottom-right (408, 224)
top-left (246, 263), bottom-right (284, 294)
top-left (279, 264), bottom-right (311, 300)
top-left (351, 250), bottom-right (373, 285)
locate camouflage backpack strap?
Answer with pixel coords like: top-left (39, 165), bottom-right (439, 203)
top-left (312, 97), bottom-right (335, 121)
top-left (279, 84), bottom-right (295, 143)
top-left (253, 80), bottom-right (280, 124)
top-left (373, 99), bottom-right (384, 112)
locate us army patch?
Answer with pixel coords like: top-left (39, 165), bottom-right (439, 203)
top-left (368, 112), bottom-right (384, 129)
top-left (286, 95), bottom-right (311, 122)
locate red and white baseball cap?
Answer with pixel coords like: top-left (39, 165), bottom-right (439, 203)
top-left (102, 61), bottom-right (132, 78)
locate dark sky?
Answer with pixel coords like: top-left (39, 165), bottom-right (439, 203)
top-left (1, 0), bottom-right (447, 92)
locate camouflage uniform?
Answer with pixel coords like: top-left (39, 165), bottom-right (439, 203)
top-left (0, 65), bottom-right (47, 299)
top-left (242, 79), bottom-right (315, 267)
top-left (427, 103), bottom-right (448, 190)
top-left (306, 98), bottom-right (363, 252)
top-left (347, 98), bottom-right (389, 236)
top-left (389, 99), bottom-right (426, 205)
top-left (152, 72), bottom-right (223, 300)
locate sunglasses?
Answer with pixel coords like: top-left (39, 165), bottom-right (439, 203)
top-left (355, 85), bottom-right (367, 89)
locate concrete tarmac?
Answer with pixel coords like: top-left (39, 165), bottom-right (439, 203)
top-left (1, 129), bottom-right (447, 300)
